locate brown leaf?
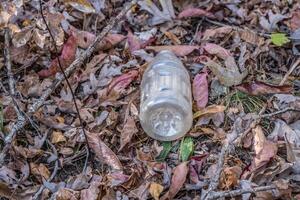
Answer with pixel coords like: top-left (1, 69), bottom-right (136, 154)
top-left (127, 30), bottom-right (141, 53)
top-left (146, 45), bottom-right (198, 57)
top-left (250, 126), bottom-right (278, 171)
top-left (56, 188), bottom-right (80, 200)
top-left (64, 0), bottom-right (95, 13)
top-left (178, 8), bottom-right (215, 19)
top-left (203, 43), bottom-right (232, 60)
top-left (119, 116), bottom-right (138, 151)
top-left (51, 131), bottom-right (67, 143)
top-left (192, 72), bottom-right (208, 109)
top-left (220, 166), bottom-right (242, 189)
top-left (86, 131), bottom-right (123, 171)
top-left (291, 9), bottom-right (300, 31)
top-left (202, 26), bottom-right (233, 40)
top-left (239, 30), bottom-right (264, 45)
top-left (161, 162), bottom-right (188, 200)
top-left (194, 105), bottom-right (225, 119)
top-left (13, 145), bottom-right (43, 159)
top-left (236, 81), bottom-right (292, 96)
top-left (30, 163), bottom-right (50, 180)
top-left (149, 182), bottom-right (163, 200)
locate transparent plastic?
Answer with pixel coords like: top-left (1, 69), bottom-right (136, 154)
top-left (140, 50), bottom-right (193, 141)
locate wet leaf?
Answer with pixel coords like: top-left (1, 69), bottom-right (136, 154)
top-left (161, 162), bottom-right (188, 200)
top-left (271, 33), bottom-right (290, 46)
top-left (146, 45), bottom-right (198, 57)
top-left (138, 0), bottom-right (175, 25)
top-left (51, 131), bottom-right (67, 143)
top-left (149, 182), bottom-right (163, 200)
top-left (119, 116), bottom-right (138, 150)
top-left (194, 105), bottom-right (225, 119)
top-left (156, 141), bottom-right (172, 161)
top-left (178, 8), bottom-right (215, 19)
top-left (180, 137), bottom-right (194, 161)
top-left (64, 0), bottom-right (95, 13)
top-left (86, 131), bottom-right (123, 171)
top-left (236, 81), bottom-right (292, 96)
top-left (193, 72), bottom-right (208, 109)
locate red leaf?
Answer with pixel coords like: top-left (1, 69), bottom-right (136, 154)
top-left (108, 70), bottom-right (139, 95)
top-left (178, 8), bottom-right (215, 19)
top-left (236, 81), bottom-right (293, 96)
top-left (203, 43), bottom-right (232, 60)
top-left (193, 72), bottom-right (208, 109)
top-left (146, 45), bottom-right (198, 57)
top-left (38, 35), bottom-right (77, 78)
top-left (161, 162), bottom-right (188, 200)
top-left (86, 131), bottom-right (123, 171)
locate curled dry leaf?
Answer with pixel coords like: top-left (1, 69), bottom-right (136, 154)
top-left (146, 45), bottom-right (198, 57)
top-left (161, 162), bottom-right (188, 200)
top-left (193, 72), bottom-right (208, 109)
top-left (86, 131), bottom-right (123, 171)
top-left (250, 126), bottom-right (278, 171)
top-left (119, 116), bottom-right (138, 151)
top-left (38, 35), bottom-right (78, 78)
top-left (203, 43), bottom-right (232, 60)
top-left (202, 26), bottom-right (233, 40)
top-left (178, 8), bottom-right (215, 19)
top-left (220, 166), bottom-right (242, 189)
top-left (236, 81), bottom-right (293, 96)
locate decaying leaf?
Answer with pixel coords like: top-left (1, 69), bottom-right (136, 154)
top-left (138, 0), bottom-right (175, 26)
top-left (30, 163), bottom-right (50, 180)
top-left (236, 81), bottom-right (292, 96)
top-left (80, 175), bottom-right (102, 200)
top-left (119, 115), bottom-right (138, 150)
top-left (178, 7), bottom-right (215, 19)
top-left (149, 182), bottom-right (163, 200)
top-left (250, 126), bottom-right (278, 171)
top-left (146, 45), bottom-right (198, 57)
top-left (220, 166), bottom-right (242, 189)
top-left (86, 131), bottom-right (123, 171)
top-left (161, 162), bottom-right (188, 200)
top-left (193, 72), bottom-right (208, 109)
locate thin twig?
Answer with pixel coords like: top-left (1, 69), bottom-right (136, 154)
top-left (39, 0), bottom-right (90, 173)
top-left (0, 1), bottom-right (137, 167)
top-left (279, 57), bottom-right (300, 86)
top-left (260, 107), bottom-right (300, 118)
top-left (206, 185), bottom-right (276, 200)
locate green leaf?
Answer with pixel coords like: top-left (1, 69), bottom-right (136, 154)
top-left (180, 137), bottom-right (194, 161)
top-left (271, 33), bottom-right (290, 46)
top-left (156, 141), bottom-right (172, 162)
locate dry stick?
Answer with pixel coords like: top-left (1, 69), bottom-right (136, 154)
top-left (0, 1), bottom-right (137, 166)
top-left (206, 185), bottom-right (276, 200)
top-left (39, 0), bottom-right (91, 173)
top-left (279, 57), bottom-right (300, 86)
top-left (260, 107), bottom-right (300, 118)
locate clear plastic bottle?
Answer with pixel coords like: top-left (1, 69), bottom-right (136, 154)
top-left (140, 50), bottom-right (193, 141)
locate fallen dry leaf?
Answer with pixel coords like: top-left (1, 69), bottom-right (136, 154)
top-left (220, 166), bottom-right (242, 189)
top-left (80, 175), bottom-right (102, 200)
top-left (149, 182), bottom-right (163, 200)
top-left (161, 162), bottom-right (188, 200)
top-left (291, 9), bottom-right (300, 31)
top-left (202, 26), bottom-right (233, 40)
top-left (236, 81), bottom-right (293, 96)
top-left (86, 131), bottom-right (123, 171)
top-left (203, 43), bottom-right (232, 60)
top-left (192, 72), bottom-right (208, 109)
top-left (146, 45), bottom-right (198, 57)
top-left (51, 131), bottom-right (67, 143)
top-left (30, 163), bottom-right (50, 180)
top-left (194, 105), bottom-right (225, 119)
top-left (178, 8), bottom-right (215, 19)
top-left (250, 126), bottom-right (278, 171)
top-left (64, 0), bottom-right (95, 13)
top-left (119, 116), bottom-right (138, 151)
